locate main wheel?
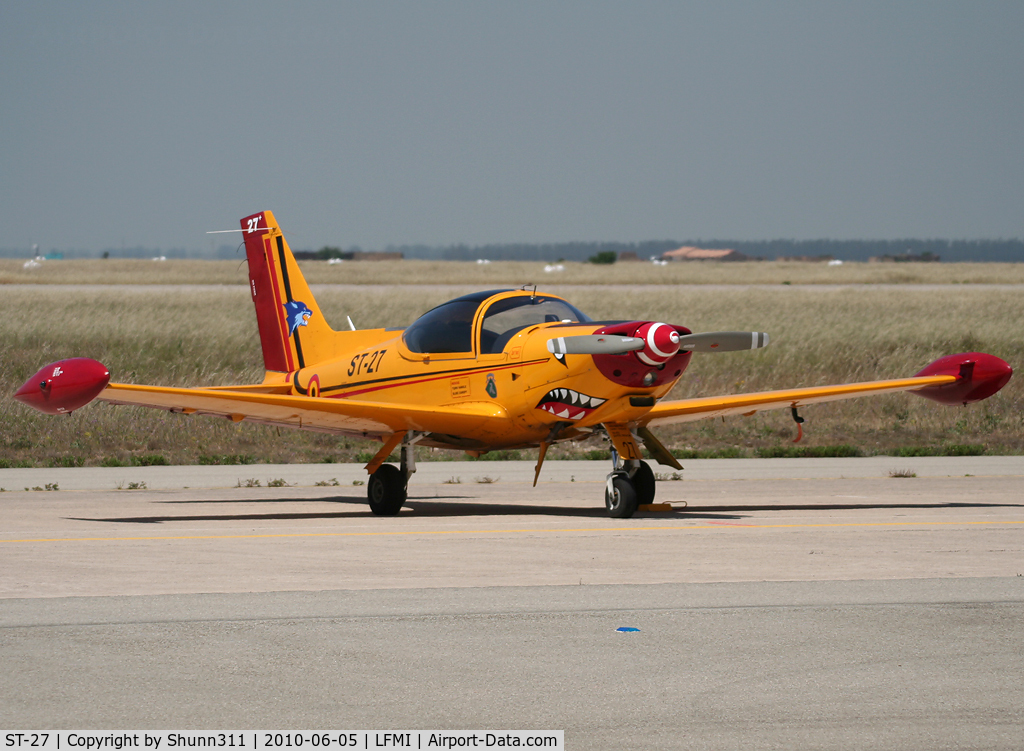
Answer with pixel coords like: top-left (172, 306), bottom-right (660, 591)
top-left (633, 461), bottom-right (656, 506)
top-left (367, 464), bottom-right (406, 516)
top-left (605, 474), bottom-right (638, 519)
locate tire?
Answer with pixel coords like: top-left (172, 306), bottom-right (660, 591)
top-left (367, 464), bottom-right (406, 516)
top-left (605, 474), bottom-right (638, 519)
top-left (633, 460), bottom-right (656, 506)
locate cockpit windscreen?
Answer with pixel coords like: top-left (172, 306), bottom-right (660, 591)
top-left (403, 293), bottom-right (592, 355)
top-left (480, 296), bottom-right (591, 354)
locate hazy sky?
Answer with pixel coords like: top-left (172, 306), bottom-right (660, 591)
top-left (3, 2), bottom-right (1023, 252)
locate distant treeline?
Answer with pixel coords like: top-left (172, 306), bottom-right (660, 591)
top-left (390, 240), bottom-right (680, 262)
top-left (389, 239), bottom-right (1024, 263)
top-left (2, 239), bottom-right (1022, 262)
top-left (724, 239), bottom-right (1024, 263)
top-left (0, 245), bottom-right (243, 260)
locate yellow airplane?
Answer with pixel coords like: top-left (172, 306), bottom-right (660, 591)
top-left (15, 210), bottom-right (1013, 518)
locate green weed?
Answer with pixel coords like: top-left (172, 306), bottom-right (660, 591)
top-left (654, 472), bottom-right (684, 481)
top-left (131, 454), bottom-right (168, 466)
top-left (755, 445), bottom-right (862, 458)
top-left (466, 450), bottom-right (525, 461)
top-left (672, 447), bottom-right (748, 459)
top-left (889, 469), bottom-right (917, 478)
top-left (198, 454), bottom-right (256, 465)
top-left (891, 444), bottom-right (985, 457)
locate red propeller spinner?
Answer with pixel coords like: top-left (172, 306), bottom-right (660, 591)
top-left (634, 322), bottom-right (681, 366)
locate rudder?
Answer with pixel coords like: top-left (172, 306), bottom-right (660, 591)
top-left (241, 210), bottom-right (336, 372)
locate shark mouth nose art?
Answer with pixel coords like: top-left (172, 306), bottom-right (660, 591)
top-left (536, 388), bottom-right (606, 420)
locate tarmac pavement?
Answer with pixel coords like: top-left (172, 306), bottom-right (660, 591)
top-left (2, 458), bottom-right (1023, 748)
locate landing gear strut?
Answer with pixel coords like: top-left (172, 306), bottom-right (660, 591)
top-left (604, 449), bottom-right (656, 519)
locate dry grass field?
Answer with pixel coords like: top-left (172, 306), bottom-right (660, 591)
top-left (2, 282), bottom-right (1021, 468)
top-left (5, 257), bottom-right (1024, 286)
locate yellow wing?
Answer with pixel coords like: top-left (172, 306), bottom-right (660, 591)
top-left (639, 374), bottom-right (957, 427)
top-left (99, 383), bottom-right (509, 438)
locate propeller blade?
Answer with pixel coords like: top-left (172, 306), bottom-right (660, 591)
top-left (547, 335), bottom-right (645, 356)
top-left (678, 331), bottom-right (770, 353)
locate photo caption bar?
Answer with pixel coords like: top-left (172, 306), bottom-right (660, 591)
top-left (2, 732), bottom-right (564, 750)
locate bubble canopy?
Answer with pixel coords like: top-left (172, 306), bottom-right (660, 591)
top-left (403, 289), bottom-right (592, 355)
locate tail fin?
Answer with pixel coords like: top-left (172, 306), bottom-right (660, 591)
top-left (241, 210), bottom-right (337, 372)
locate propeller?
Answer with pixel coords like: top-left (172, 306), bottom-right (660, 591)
top-left (547, 330), bottom-right (769, 357)
top-left (677, 331), bottom-right (770, 353)
top-left (547, 335), bottom-right (644, 356)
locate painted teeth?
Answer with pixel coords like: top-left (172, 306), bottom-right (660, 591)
top-left (538, 388), bottom-right (607, 420)
top-left (541, 389), bottom-right (606, 409)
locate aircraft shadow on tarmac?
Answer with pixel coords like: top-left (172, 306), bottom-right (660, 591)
top-left (69, 496), bottom-right (625, 524)
top-left (66, 496), bottom-right (1022, 525)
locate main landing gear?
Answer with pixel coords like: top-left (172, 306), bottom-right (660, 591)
top-left (367, 433), bottom-right (421, 516)
top-left (367, 464), bottom-right (406, 515)
top-left (604, 451), bottom-right (656, 519)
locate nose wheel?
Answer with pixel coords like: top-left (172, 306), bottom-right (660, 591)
top-left (604, 459), bottom-right (656, 518)
top-left (632, 460), bottom-right (656, 506)
top-left (605, 473), bottom-right (638, 518)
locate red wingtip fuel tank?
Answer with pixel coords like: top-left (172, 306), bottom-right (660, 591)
top-left (913, 352), bottom-right (1012, 406)
top-left (13, 358), bottom-right (110, 415)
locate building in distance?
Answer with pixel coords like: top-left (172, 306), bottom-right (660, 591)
top-left (661, 246), bottom-right (749, 262)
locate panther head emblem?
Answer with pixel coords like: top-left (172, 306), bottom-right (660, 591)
top-left (283, 301), bottom-right (313, 336)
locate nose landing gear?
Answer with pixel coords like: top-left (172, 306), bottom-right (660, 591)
top-left (604, 448), bottom-right (656, 519)
top-left (605, 472), bottom-right (638, 518)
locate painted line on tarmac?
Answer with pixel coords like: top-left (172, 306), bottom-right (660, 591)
top-left (2, 519), bottom-right (1023, 544)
